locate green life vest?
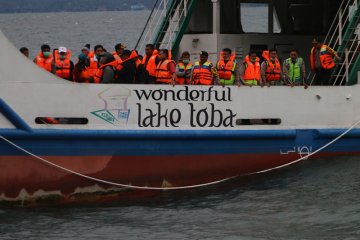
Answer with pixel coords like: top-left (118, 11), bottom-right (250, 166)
top-left (285, 58), bottom-right (303, 83)
top-left (217, 60), bottom-right (237, 85)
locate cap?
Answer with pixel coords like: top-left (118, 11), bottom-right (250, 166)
top-left (200, 51), bottom-right (208, 57)
top-left (59, 46), bottom-right (67, 53)
top-left (81, 46), bottom-right (90, 52)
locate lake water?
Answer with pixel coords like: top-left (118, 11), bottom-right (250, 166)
top-left (0, 11), bottom-right (360, 240)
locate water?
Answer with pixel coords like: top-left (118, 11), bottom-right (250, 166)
top-left (0, 11), bottom-right (360, 240)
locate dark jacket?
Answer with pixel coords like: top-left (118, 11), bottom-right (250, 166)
top-left (135, 63), bottom-right (147, 84)
top-left (117, 59), bottom-right (136, 84)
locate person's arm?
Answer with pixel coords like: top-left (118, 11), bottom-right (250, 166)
top-left (155, 56), bottom-right (161, 66)
top-left (102, 67), bottom-right (115, 84)
top-left (189, 67), bottom-right (195, 85)
top-left (260, 61), bottom-right (267, 86)
top-left (239, 63), bottom-right (246, 85)
top-left (69, 61), bottom-right (74, 81)
top-left (327, 46), bottom-right (341, 61)
top-left (73, 65), bottom-right (81, 82)
top-left (234, 63), bottom-right (241, 86)
top-left (282, 60), bottom-right (290, 85)
top-left (301, 58), bottom-right (307, 86)
top-left (168, 61), bottom-right (176, 85)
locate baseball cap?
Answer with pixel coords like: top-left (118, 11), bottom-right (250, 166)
top-left (59, 46), bottom-right (67, 53)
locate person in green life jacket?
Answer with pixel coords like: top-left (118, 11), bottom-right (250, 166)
top-left (216, 48), bottom-right (241, 86)
top-left (283, 49), bottom-right (307, 86)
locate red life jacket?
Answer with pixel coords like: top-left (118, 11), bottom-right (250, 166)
top-left (93, 61), bottom-right (118, 84)
top-left (310, 45), bottom-right (336, 71)
top-left (176, 62), bottom-right (193, 85)
top-left (192, 61), bottom-right (213, 85)
top-left (243, 56), bottom-right (261, 81)
top-left (142, 50), bottom-right (158, 77)
top-left (265, 59), bottom-right (281, 81)
top-left (35, 51), bottom-right (53, 72)
top-left (217, 60), bottom-right (236, 80)
top-left (155, 59), bottom-right (175, 84)
top-left (54, 49), bottom-right (72, 80)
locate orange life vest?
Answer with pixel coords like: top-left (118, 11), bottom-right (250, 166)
top-left (74, 66), bottom-right (91, 83)
top-left (243, 56), bottom-right (261, 81)
top-left (142, 50), bottom-right (158, 77)
top-left (35, 51), bottom-right (53, 72)
top-left (155, 59), bottom-right (175, 84)
top-left (264, 59), bottom-right (281, 81)
top-left (217, 60), bottom-right (236, 81)
top-left (88, 54), bottom-right (99, 78)
top-left (93, 61), bottom-right (118, 84)
top-left (176, 62), bottom-right (193, 85)
top-left (54, 49), bottom-right (72, 79)
top-left (310, 45), bottom-right (335, 71)
top-left (192, 61), bottom-right (213, 85)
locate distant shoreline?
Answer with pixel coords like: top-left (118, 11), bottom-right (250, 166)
top-left (0, 9), bottom-right (150, 14)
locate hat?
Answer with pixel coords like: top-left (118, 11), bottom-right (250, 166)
top-left (59, 46), bottom-right (67, 53)
top-left (81, 46), bottom-right (90, 52)
top-left (200, 51), bottom-right (208, 57)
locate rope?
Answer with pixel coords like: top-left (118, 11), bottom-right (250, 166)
top-left (1, 119), bottom-right (359, 190)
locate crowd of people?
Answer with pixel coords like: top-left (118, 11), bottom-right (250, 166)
top-left (19, 37), bottom-right (340, 86)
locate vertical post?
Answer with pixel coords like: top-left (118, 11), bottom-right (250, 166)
top-left (212, 0), bottom-right (220, 34)
top-left (338, 9), bottom-right (343, 45)
top-left (184, 0), bottom-right (188, 17)
top-left (345, 48), bottom-right (349, 83)
top-left (268, 0), bottom-right (274, 34)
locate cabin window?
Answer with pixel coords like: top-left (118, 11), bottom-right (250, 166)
top-left (236, 119), bottom-right (281, 125)
top-left (240, 3), bottom-right (281, 33)
top-left (35, 117), bottom-right (88, 125)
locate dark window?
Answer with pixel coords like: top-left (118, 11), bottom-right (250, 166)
top-left (236, 119), bottom-right (281, 125)
top-left (35, 117), bottom-right (88, 125)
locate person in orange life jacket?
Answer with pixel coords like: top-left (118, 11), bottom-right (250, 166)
top-left (52, 46), bottom-right (74, 81)
top-left (94, 53), bottom-right (117, 84)
top-left (155, 49), bottom-right (176, 85)
top-left (175, 51), bottom-right (193, 85)
top-left (81, 46), bottom-right (90, 57)
top-left (216, 48), bottom-right (241, 86)
top-left (240, 51), bottom-right (261, 86)
top-left (116, 50), bottom-right (137, 84)
top-left (190, 51), bottom-right (219, 85)
top-left (33, 44), bottom-right (53, 72)
top-left (261, 49), bottom-right (282, 86)
top-left (310, 38), bottom-right (341, 86)
top-left (142, 44), bottom-right (161, 84)
top-left (113, 43), bottom-right (126, 61)
top-left (20, 47), bottom-right (29, 58)
top-left (73, 53), bottom-right (93, 83)
top-left (134, 53), bottom-right (146, 84)
top-left (87, 44), bottom-right (104, 78)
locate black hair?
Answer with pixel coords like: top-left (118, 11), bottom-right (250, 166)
top-left (159, 49), bottom-right (169, 57)
top-left (94, 44), bottom-right (104, 51)
top-left (122, 50), bottom-right (131, 56)
top-left (20, 47), bottom-right (29, 53)
top-left (85, 44), bottom-right (91, 49)
top-left (41, 44), bottom-right (50, 51)
top-left (269, 48), bottom-right (277, 53)
top-left (223, 48), bottom-right (232, 54)
top-left (290, 49), bottom-right (298, 53)
top-left (114, 43), bottom-right (124, 51)
top-left (249, 51), bottom-right (257, 56)
top-left (181, 51), bottom-right (190, 58)
top-left (146, 44), bottom-right (155, 50)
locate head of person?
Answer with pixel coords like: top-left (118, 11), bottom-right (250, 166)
top-left (269, 49), bottom-right (277, 61)
top-left (249, 51), bottom-right (258, 63)
top-left (81, 46), bottom-right (90, 56)
top-left (145, 44), bottom-right (155, 57)
top-left (290, 49), bottom-right (298, 62)
top-left (138, 54), bottom-right (143, 61)
top-left (99, 52), bottom-right (115, 65)
top-left (181, 51), bottom-right (190, 64)
top-left (121, 50), bottom-right (131, 61)
top-left (312, 38), bottom-right (323, 49)
top-left (41, 44), bottom-right (51, 58)
top-left (200, 51), bottom-right (209, 64)
top-left (115, 43), bottom-right (126, 55)
top-left (20, 47), bottom-right (29, 58)
top-left (159, 49), bottom-right (169, 61)
top-left (58, 47), bottom-right (68, 60)
top-left (94, 45), bottom-right (104, 57)
top-left (222, 48), bottom-right (232, 61)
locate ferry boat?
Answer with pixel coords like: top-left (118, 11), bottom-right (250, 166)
top-left (0, 0), bottom-right (359, 206)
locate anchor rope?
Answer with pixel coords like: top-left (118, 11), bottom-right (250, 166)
top-left (1, 119), bottom-right (360, 190)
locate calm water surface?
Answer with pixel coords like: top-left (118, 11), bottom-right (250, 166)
top-left (0, 11), bottom-right (359, 240)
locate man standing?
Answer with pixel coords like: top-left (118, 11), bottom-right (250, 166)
top-left (155, 49), bottom-right (176, 85)
top-left (52, 46), bottom-right (74, 81)
top-left (142, 44), bottom-right (161, 84)
top-left (33, 44), bottom-right (53, 72)
top-left (261, 49), bottom-right (282, 86)
top-left (191, 51), bottom-right (218, 85)
top-left (216, 48), bottom-right (240, 86)
top-left (310, 38), bottom-right (341, 85)
top-left (113, 43), bottom-right (126, 61)
top-left (240, 51), bottom-right (261, 86)
top-left (176, 51), bottom-right (193, 85)
top-left (283, 49), bottom-right (306, 86)
top-left (117, 50), bottom-right (137, 84)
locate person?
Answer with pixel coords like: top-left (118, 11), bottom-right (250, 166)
top-left (116, 50), bottom-right (137, 84)
top-left (73, 53), bottom-right (92, 83)
top-left (283, 49), bottom-right (307, 86)
top-left (33, 44), bottom-right (53, 72)
top-left (216, 48), bottom-right (241, 86)
top-left (113, 43), bottom-right (126, 61)
top-left (81, 46), bottom-right (90, 57)
top-left (88, 45), bottom-right (104, 78)
top-left (19, 47), bottom-right (29, 58)
top-left (94, 53), bottom-right (118, 84)
top-left (240, 51), bottom-right (261, 86)
top-left (52, 46), bottom-right (74, 81)
top-left (310, 38), bottom-right (341, 85)
top-left (191, 51), bottom-right (218, 85)
top-left (176, 51), bottom-right (193, 85)
top-left (155, 49), bottom-right (176, 84)
top-left (142, 44), bottom-right (161, 84)
top-left (261, 49), bottom-right (282, 86)
top-left (134, 53), bottom-right (146, 84)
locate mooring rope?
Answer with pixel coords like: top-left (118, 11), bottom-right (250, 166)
top-left (1, 119), bottom-right (360, 190)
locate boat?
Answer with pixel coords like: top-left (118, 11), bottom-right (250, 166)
top-left (0, 0), bottom-right (359, 206)
top-left (130, 3), bottom-right (146, 11)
